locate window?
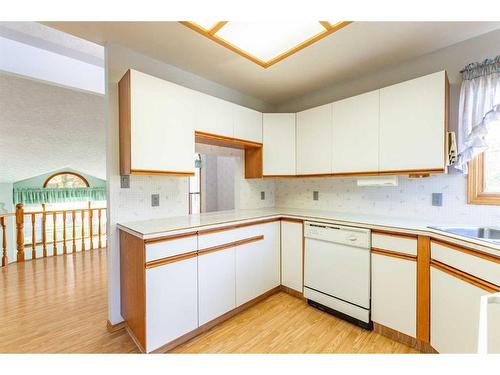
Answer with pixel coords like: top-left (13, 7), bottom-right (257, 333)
top-left (189, 154), bottom-right (201, 214)
top-left (44, 172), bottom-right (89, 188)
top-left (468, 120), bottom-right (500, 205)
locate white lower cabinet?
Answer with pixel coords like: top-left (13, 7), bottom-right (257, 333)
top-left (281, 220), bottom-right (303, 293)
top-left (431, 268), bottom-right (500, 353)
top-left (198, 247), bottom-right (236, 325)
top-left (236, 222), bottom-right (280, 306)
top-left (145, 258), bottom-right (198, 352)
top-left (371, 253), bottom-right (416, 337)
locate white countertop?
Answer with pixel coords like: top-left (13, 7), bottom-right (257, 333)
top-left (117, 207), bottom-right (500, 255)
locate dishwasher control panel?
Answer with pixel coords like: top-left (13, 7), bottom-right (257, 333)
top-left (304, 221), bottom-right (371, 249)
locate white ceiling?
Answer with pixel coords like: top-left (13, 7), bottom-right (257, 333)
top-left (45, 21), bottom-right (500, 105)
top-left (0, 73), bottom-right (105, 183)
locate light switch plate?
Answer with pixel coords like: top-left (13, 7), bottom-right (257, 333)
top-left (432, 193), bottom-right (443, 206)
top-left (260, 191), bottom-right (265, 200)
top-left (313, 191), bottom-right (319, 201)
top-left (151, 194), bottom-right (160, 207)
top-left (120, 175), bottom-right (130, 189)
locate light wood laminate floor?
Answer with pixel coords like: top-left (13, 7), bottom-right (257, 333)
top-left (1, 250), bottom-right (417, 354)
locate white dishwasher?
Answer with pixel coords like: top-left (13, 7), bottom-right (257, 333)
top-left (303, 221), bottom-right (372, 329)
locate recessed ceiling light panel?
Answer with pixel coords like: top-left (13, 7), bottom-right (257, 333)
top-left (215, 22), bottom-right (326, 62)
top-left (181, 21), bottom-right (352, 68)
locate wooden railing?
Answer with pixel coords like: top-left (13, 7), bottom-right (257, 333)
top-left (0, 203), bottom-right (107, 266)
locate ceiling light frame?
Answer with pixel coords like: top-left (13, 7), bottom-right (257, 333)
top-left (180, 21), bottom-right (352, 68)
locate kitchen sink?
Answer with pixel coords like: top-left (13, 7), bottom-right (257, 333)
top-left (429, 226), bottom-right (500, 244)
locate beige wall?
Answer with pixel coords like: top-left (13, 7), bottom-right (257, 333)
top-left (274, 28), bottom-right (500, 138)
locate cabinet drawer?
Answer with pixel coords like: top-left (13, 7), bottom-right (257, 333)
top-left (431, 241), bottom-right (500, 286)
top-left (145, 235), bottom-right (197, 262)
top-left (372, 232), bottom-right (417, 256)
top-left (198, 223), bottom-right (264, 250)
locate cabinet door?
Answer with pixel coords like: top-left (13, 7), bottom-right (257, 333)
top-left (198, 247), bottom-right (236, 325)
top-left (379, 71), bottom-right (446, 172)
top-left (431, 268), bottom-right (500, 353)
top-left (332, 90), bottom-right (379, 173)
top-left (371, 253), bottom-right (416, 337)
top-left (233, 104), bottom-right (262, 143)
top-left (281, 220), bottom-right (303, 293)
top-left (195, 93), bottom-right (233, 138)
top-left (263, 113), bottom-right (296, 176)
top-left (296, 103), bottom-right (333, 175)
top-left (235, 222), bottom-right (280, 306)
top-left (145, 257), bottom-right (198, 352)
top-left (130, 70), bottom-right (195, 174)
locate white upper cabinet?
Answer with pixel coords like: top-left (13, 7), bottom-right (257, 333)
top-left (296, 103), bottom-right (333, 175)
top-left (127, 69), bottom-right (195, 174)
top-left (194, 93), bottom-right (234, 138)
top-left (332, 90), bottom-right (380, 174)
top-left (233, 104), bottom-right (263, 143)
top-left (263, 113), bottom-right (296, 176)
top-left (379, 71), bottom-right (447, 172)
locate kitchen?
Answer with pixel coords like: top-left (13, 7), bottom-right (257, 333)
top-left (95, 25), bottom-right (500, 354)
top-left (2, 8), bottom-right (499, 370)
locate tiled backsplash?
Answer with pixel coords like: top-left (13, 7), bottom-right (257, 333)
top-left (275, 172), bottom-right (500, 226)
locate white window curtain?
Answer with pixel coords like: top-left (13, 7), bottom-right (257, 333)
top-left (455, 56), bottom-right (500, 173)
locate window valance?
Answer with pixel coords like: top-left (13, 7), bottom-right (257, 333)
top-left (13, 187), bottom-right (107, 205)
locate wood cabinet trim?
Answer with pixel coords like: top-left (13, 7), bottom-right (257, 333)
top-left (198, 235), bottom-right (264, 256)
top-left (197, 218), bottom-right (280, 236)
top-left (145, 250), bottom-right (198, 269)
top-left (371, 248), bottom-right (417, 261)
top-left (416, 235), bottom-right (431, 343)
top-left (195, 131), bottom-right (263, 149)
top-left (372, 230), bottom-right (418, 239)
top-left (130, 169), bottom-right (195, 176)
top-left (144, 231), bottom-right (198, 244)
top-left (234, 235), bottom-right (264, 247)
top-left (118, 69), bottom-right (132, 175)
top-left (119, 230), bottom-right (146, 349)
top-left (280, 217), bottom-right (304, 224)
top-left (430, 259), bottom-right (500, 293)
top-left (431, 239), bottom-right (500, 264)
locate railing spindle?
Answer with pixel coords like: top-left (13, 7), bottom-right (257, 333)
top-left (98, 208), bottom-right (102, 249)
top-left (63, 211), bottom-right (67, 254)
top-left (15, 203), bottom-right (25, 262)
top-left (81, 210), bottom-right (85, 251)
top-left (42, 211), bottom-right (47, 257)
top-left (52, 212), bottom-right (57, 256)
top-left (89, 208), bottom-right (94, 250)
top-left (72, 210), bottom-right (76, 253)
top-left (31, 213), bottom-right (36, 259)
top-left (1, 216), bottom-right (7, 266)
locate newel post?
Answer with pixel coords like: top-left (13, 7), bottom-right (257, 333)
top-left (16, 203), bottom-right (25, 262)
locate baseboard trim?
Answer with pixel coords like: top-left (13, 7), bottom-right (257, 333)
top-left (373, 322), bottom-right (437, 353)
top-left (106, 319), bottom-right (126, 333)
top-left (151, 286), bottom-right (282, 353)
top-left (279, 285), bottom-right (306, 300)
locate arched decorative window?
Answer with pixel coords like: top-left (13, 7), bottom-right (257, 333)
top-left (43, 172), bottom-right (90, 189)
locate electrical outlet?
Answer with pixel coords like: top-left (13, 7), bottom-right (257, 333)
top-left (260, 191), bottom-right (265, 200)
top-left (432, 193), bottom-right (443, 207)
top-left (313, 191), bottom-right (319, 201)
top-left (120, 175), bottom-right (130, 189)
top-left (151, 194), bottom-right (160, 207)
